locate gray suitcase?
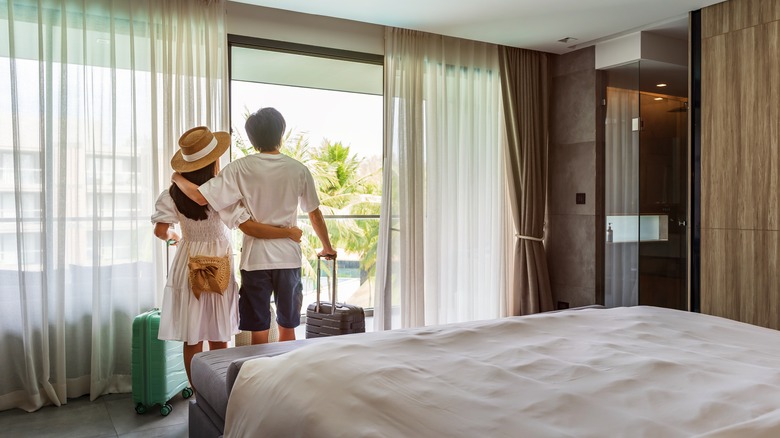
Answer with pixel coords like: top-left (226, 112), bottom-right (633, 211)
top-left (305, 256), bottom-right (365, 338)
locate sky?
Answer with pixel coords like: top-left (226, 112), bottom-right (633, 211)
top-left (231, 81), bottom-right (383, 161)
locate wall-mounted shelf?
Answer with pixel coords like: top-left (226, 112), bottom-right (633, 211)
top-left (607, 214), bottom-right (669, 243)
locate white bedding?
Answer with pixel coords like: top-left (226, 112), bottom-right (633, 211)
top-left (225, 306), bottom-right (780, 437)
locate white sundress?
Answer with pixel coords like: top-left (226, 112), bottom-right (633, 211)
top-left (152, 189), bottom-right (239, 345)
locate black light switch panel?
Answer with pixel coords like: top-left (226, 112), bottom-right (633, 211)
top-left (576, 193), bottom-right (586, 204)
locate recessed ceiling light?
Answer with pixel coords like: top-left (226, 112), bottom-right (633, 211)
top-left (654, 97), bottom-right (664, 101)
top-left (656, 83), bottom-right (668, 88)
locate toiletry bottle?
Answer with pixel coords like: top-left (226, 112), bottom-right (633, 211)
top-left (606, 223), bottom-right (613, 242)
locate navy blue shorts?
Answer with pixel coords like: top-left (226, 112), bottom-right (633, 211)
top-left (238, 268), bottom-right (303, 331)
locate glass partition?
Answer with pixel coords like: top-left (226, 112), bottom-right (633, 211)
top-left (604, 59), bottom-right (688, 310)
top-left (604, 62), bottom-right (640, 307)
top-left (637, 84), bottom-right (688, 310)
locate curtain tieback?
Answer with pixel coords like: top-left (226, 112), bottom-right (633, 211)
top-left (516, 234), bottom-right (544, 242)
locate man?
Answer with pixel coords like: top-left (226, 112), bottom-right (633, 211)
top-left (172, 108), bottom-right (336, 343)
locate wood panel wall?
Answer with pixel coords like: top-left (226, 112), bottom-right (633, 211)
top-left (701, 0), bottom-right (780, 328)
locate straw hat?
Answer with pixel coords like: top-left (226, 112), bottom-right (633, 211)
top-left (171, 126), bottom-right (231, 173)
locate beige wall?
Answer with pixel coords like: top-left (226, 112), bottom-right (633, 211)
top-left (700, 0), bottom-right (780, 328)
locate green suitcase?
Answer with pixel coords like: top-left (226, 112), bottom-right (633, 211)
top-left (131, 308), bottom-right (192, 416)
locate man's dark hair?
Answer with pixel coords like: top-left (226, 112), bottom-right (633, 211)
top-left (169, 162), bottom-right (216, 220)
top-left (245, 107), bottom-right (286, 152)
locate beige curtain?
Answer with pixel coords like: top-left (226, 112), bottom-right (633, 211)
top-left (498, 46), bottom-right (554, 315)
top-left (0, 0), bottom-right (228, 412)
top-left (375, 28), bottom-right (507, 329)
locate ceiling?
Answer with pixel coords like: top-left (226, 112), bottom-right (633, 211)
top-left (232, 0), bottom-right (723, 54)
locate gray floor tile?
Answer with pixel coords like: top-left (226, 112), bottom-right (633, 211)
top-left (118, 421), bottom-right (188, 438)
top-left (105, 393), bottom-right (189, 435)
top-left (0, 396), bottom-right (117, 438)
top-left (98, 393), bottom-right (135, 403)
top-left (0, 392), bottom-right (191, 437)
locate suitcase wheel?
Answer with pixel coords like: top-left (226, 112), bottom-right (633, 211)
top-left (182, 387), bottom-right (194, 399)
top-left (135, 403), bottom-right (147, 414)
top-left (160, 403), bottom-right (173, 416)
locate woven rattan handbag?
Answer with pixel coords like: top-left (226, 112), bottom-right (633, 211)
top-left (188, 247), bottom-right (230, 300)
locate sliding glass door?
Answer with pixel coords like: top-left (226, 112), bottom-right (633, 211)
top-left (228, 37), bottom-right (383, 321)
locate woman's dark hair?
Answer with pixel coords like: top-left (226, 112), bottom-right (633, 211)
top-left (169, 161), bottom-right (216, 221)
top-left (245, 107), bottom-right (286, 152)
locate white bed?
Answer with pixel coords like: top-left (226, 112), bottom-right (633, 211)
top-left (224, 306), bottom-right (780, 437)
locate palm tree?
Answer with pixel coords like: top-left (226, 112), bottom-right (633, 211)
top-left (309, 140), bottom-right (381, 284)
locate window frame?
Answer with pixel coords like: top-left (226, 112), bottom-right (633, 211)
top-left (227, 35), bottom-right (383, 316)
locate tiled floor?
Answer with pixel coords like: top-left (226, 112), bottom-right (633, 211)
top-left (0, 325), bottom-right (313, 438)
top-left (0, 392), bottom-right (190, 438)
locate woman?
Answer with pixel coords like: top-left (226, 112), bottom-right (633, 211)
top-left (151, 126), bottom-right (300, 387)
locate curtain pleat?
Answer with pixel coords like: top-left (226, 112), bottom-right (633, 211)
top-left (0, 0), bottom-right (228, 412)
top-left (375, 28), bottom-right (507, 329)
top-left (498, 46), bottom-right (554, 315)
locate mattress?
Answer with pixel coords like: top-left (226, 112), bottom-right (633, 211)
top-left (224, 306), bottom-right (780, 437)
top-left (189, 339), bottom-right (314, 436)
top-left (188, 304), bottom-right (603, 437)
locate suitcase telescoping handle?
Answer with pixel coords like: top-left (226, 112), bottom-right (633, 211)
top-left (315, 255), bottom-right (337, 314)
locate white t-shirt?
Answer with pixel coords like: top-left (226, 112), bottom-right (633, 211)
top-left (199, 153), bottom-right (320, 270)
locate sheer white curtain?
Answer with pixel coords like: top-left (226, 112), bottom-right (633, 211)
top-left (0, 0), bottom-right (228, 412)
top-left (374, 27), bottom-right (507, 329)
top-left (605, 86), bottom-right (639, 307)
